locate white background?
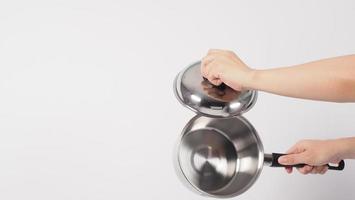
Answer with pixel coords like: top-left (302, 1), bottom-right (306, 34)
top-left (0, 0), bottom-right (355, 199)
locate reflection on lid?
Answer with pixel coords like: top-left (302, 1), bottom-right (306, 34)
top-left (190, 94), bottom-right (202, 103)
top-left (229, 102), bottom-right (241, 110)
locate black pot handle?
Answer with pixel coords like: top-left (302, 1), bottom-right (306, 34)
top-left (270, 153), bottom-right (345, 171)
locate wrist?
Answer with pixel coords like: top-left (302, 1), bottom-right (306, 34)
top-left (332, 137), bottom-right (355, 159)
top-left (244, 69), bottom-right (261, 90)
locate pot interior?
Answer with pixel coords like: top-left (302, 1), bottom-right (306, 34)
top-left (176, 115), bottom-right (264, 198)
top-left (179, 128), bottom-right (238, 192)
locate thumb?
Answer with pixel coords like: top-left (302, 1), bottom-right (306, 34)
top-left (278, 153), bottom-right (307, 165)
top-left (209, 78), bottom-right (223, 86)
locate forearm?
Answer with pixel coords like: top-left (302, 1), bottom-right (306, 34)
top-left (334, 137), bottom-right (355, 159)
top-left (247, 55), bottom-right (355, 102)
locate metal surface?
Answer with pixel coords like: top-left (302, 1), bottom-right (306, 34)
top-left (173, 61), bottom-right (258, 118)
top-left (175, 115), bottom-right (265, 198)
top-left (263, 153), bottom-right (273, 167)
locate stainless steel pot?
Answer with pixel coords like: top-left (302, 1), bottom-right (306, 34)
top-left (174, 115), bottom-right (345, 198)
top-left (173, 61), bottom-right (345, 198)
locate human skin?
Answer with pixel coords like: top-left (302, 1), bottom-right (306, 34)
top-left (201, 49), bottom-right (355, 174)
top-left (277, 138), bottom-right (355, 174)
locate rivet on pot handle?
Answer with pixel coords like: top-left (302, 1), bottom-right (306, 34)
top-left (266, 153), bottom-right (345, 171)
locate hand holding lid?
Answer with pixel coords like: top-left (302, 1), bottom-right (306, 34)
top-left (174, 61), bottom-right (257, 118)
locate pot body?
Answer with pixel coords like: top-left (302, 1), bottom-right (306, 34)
top-left (174, 115), bottom-right (265, 198)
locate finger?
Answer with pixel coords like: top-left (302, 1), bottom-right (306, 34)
top-left (320, 166), bottom-right (328, 174)
top-left (311, 166), bottom-right (325, 174)
top-left (285, 145), bottom-right (300, 154)
top-left (301, 165), bottom-right (313, 174)
top-left (310, 168), bottom-right (317, 174)
top-left (285, 167), bottom-right (293, 174)
top-left (201, 56), bottom-right (215, 78)
top-left (310, 167), bottom-right (319, 174)
top-left (209, 78), bottom-right (222, 86)
top-left (201, 55), bottom-right (215, 69)
top-left (297, 165), bottom-right (313, 175)
top-left (207, 49), bottom-right (224, 55)
top-left (207, 49), bottom-right (235, 59)
top-left (316, 166), bottom-right (327, 174)
top-left (203, 57), bottom-right (219, 79)
top-left (278, 152), bottom-right (307, 165)
top-left (205, 61), bottom-right (223, 86)
top-left (202, 55), bottom-right (215, 66)
top-left (203, 61), bottom-right (215, 82)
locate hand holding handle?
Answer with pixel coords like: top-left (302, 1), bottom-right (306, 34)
top-left (270, 153), bottom-right (345, 171)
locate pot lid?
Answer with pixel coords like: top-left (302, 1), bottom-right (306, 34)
top-left (174, 61), bottom-right (257, 117)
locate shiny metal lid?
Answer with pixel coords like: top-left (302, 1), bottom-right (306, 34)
top-left (174, 61), bottom-right (257, 117)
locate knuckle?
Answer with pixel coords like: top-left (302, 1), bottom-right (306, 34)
top-left (225, 50), bottom-right (233, 55)
top-left (321, 169), bottom-right (328, 174)
top-left (224, 51), bottom-right (235, 58)
top-left (306, 165), bottom-right (313, 171)
top-left (225, 50), bottom-right (234, 54)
